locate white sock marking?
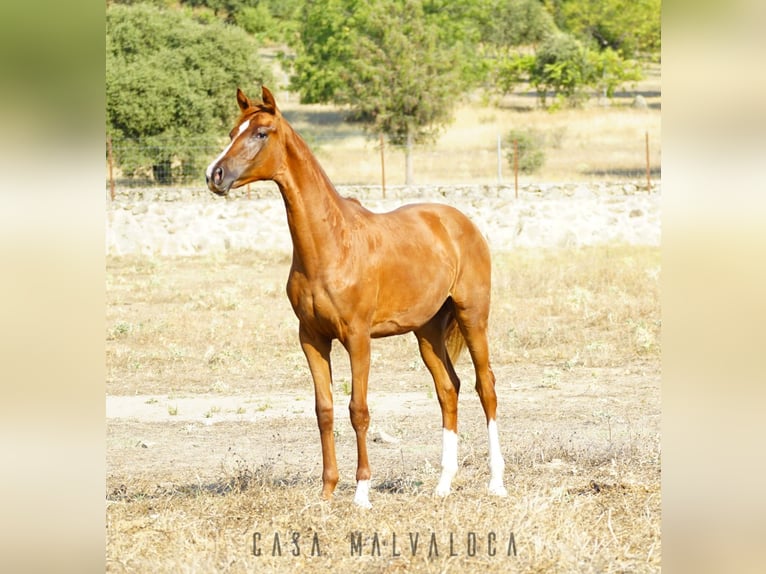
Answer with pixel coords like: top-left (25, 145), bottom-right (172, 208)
top-left (353, 479), bottom-right (372, 508)
top-left (436, 428), bottom-right (458, 496)
top-left (487, 419), bottom-right (507, 496)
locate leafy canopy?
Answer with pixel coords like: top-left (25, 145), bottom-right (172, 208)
top-left (546, 0), bottom-right (661, 59)
top-left (290, 0), bottom-right (469, 146)
top-left (481, 0), bottom-right (557, 51)
top-left (106, 3), bottom-right (271, 183)
top-left (489, 0), bottom-right (650, 106)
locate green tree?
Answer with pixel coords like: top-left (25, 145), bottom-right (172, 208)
top-left (481, 0), bottom-right (571, 102)
top-left (482, 0), bottom-right (556, 51)
top-left (546, 0), bottom-right (661, 59)
top-left (290, 0), bottom-right (471, 184)
top-left (421, 0), bottom-right (489, 86)
top-left (486, 0), bottom-right (651, 106)
top-left (106, 3), bottom-right (272, 183)
top-left (175, 0), bottom-right (302, 43)
top-left (529, 32), bottom-right (589, 107)
top-left (586, 47), bottom-right (642, 99)
top-left (288, 0), bottom-right (357, 104)
top-left (495, 53), bottom-right (536, 97)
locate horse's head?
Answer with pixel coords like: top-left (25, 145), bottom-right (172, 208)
top-left (206, 86), bottom-right (284, 195)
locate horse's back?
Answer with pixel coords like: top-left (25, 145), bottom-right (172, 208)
top-left (392, 202), bottom-right (490, 265)
top-left (378, 201), bottom-right (484, 240)
top-left (367, 200), bottom-right (492, 293)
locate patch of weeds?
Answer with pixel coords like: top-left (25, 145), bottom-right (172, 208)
top-left (568, 480), bottom-right (630, 497)
top-left (592, 410), bottom-right (614, 443)
top-left (205, 347), bottom-right (252, 369)
top-left (108, 321), bottom-right (133, 340)
top-left (566, 286), bottom-right (594, 315)
top-left (144, 397), bottom-right (158, 405)
top-left (204, 406), bottom-right (221, 419)
top-left (562, 352), bottom-right (581, 371)
top-left (210, 380), bottom-right (230, 393)
top-left (540, 368), bottom-right (562, 389)
top-left (375, 477), bottom-right (423, 495)
top-left (168, 404), bottom-right (178, 416)
top-left (629, 319), bottom-right (657, 354)
top-left (214, 290), bottom-right (240, 311)
top-left (167, 344), bottom-right (186, 362)
top-left (504, 128), bottom-right (546, 174)
top-left (407, 358), bottom-right (425, 371)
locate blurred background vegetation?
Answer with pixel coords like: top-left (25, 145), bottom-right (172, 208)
top-left (106, 0), bottom-right (660, 185)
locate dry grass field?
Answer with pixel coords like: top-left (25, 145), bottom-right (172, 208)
top-left (106, 245), bottom-right (660, 573)
top-left (106, 61), bottom-right (660, 573)
top-left (276, 64), bottom-right (661, 186)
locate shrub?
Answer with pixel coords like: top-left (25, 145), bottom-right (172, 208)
top-left (106, 3), bottom-right (272, 184)
top-left (504, 129), bottom-right (546, 174)
top-left (530, 32), bottom-right (589, 107)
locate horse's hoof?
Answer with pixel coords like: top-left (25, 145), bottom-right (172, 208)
top-left (488, 482), bottom-right (508, 497)
top-left (434, 484), bottom-right (452, 497)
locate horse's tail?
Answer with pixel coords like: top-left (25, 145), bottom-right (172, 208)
top-left (444, 299), bottom-right (466, 365)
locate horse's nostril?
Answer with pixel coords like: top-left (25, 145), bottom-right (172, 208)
top-left (214, 166), bottom-right (223, 185)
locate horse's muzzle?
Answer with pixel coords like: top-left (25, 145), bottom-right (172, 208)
top-left (205, 165), bottom-right (230, 196)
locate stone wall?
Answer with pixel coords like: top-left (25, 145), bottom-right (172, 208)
top-left (106, 182), bottom-right (660, 256)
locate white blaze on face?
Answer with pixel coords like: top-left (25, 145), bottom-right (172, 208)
top-left (205, 119), bottom-right (251, 180)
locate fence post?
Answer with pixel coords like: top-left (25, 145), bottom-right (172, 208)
top-left (497, 134), bottom-right (502, 183)
top-left (107, 135), bottom-right (115, 201)
top-left (645, 131), bottom-right (651, 192)
top-left (514, 139), bottom-right (519, 200)
top-left (379, 133), bottom-right (386, 199)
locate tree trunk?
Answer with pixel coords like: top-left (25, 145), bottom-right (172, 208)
top-left (153, 159), bottom-right (173, 185)
top-left (405, 130), bottom-right (413, 185)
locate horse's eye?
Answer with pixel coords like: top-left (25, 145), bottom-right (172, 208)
top-left (254, 131), bottom-right (268, 140)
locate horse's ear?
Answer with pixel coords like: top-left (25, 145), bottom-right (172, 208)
top-left (236, 88), bottom-right (250, 112)
top-left (261, 86), bottom-right (278, 113)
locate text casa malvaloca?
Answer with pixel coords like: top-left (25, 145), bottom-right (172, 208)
top-left (252, 530), bottom-right (517, 558)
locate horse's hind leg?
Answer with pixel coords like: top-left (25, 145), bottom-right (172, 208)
top-left (415, 306), bottom-right (462, 496)
top-left (453, 301), bottom-right (508, 497)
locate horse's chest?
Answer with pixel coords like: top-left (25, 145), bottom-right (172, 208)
top-left (286, 274), bottom-right (346, 335)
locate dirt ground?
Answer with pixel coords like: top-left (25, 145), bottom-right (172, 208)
top-left (107, 359), bottom-right (658, 484)
top-left (106, 247), bottom-right (660, 572)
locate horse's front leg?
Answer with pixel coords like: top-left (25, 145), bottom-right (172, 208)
top-left (299, 326), bottom-right (338, 500)
top-left (345, 332), bottom-right (372, 508)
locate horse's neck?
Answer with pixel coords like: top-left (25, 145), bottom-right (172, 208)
top-left (275, 128), bottom-right (349, 275)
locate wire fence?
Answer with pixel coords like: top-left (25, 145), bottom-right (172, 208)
top-left (107, 129), bottom-right (659, 200)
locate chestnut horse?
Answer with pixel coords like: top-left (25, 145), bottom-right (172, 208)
top-left (206, 86), bottom-right (507, 507)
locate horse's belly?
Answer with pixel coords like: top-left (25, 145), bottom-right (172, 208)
top-left (369, 317), bottom-right (421, 338)
top-left (369, 295), bottom-right (447, 337)
top-left (368, 256), bottom-right (454, 336)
